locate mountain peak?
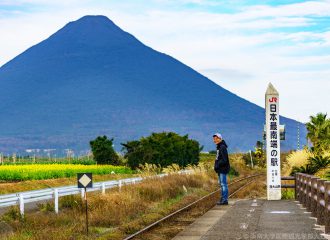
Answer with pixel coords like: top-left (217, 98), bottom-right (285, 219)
top-left (70, 15), bottom-right (118, 28)
top-left (40, 15), bottom-right (141, 51)
top-left (0, 15), bottom-right (305, 153)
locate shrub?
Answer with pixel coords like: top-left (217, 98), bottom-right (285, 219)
top-left (229, 167), bottom-right (239, 176)
top-left (290, 154), bottom-right (330, 175)
top-left (2, 207), bottom-right (21, 222)
top-left (122, 132), bottom-right (202, 169)
top-left (90, 136), bottom-right (119, 165)
top-left (282, 189), bottom-right (295, 200)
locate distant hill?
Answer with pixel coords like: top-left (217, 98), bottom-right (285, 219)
top-left (0, 15), bottom-right (306, 154)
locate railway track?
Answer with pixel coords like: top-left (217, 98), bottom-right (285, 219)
top-left (122, 173), bottom-right (265, 240)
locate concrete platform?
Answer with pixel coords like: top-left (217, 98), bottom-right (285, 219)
top-left (173, 199), bottom-right (330, 240)
top-left (172, 200), bottom-right (238, 240)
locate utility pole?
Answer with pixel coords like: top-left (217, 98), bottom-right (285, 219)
top-left (12, 153), bottom-right (16, 164)
top-left (249, 150), bottom-right (254, 168)
top-left (297, 121), bottom-right (300, 150)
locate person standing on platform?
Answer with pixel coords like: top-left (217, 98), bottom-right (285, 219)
top-left (213, 133), bottom-right (230, 205)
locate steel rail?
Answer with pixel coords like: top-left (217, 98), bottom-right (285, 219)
top-left (123, 173), bottom-right (264, 240)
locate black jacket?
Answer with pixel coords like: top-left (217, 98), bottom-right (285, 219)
top-left (214, 140), bottom-right (230, 174)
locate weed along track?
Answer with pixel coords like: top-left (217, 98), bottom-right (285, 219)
top-left (0, 170), bottom-right (265, 239)
top-left (0, 170), bottom-right (218, 239)
top-left (121, 174), bottom-right (265, 240)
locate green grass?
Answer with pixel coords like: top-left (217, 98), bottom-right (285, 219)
top-left (281, 189), bottom-right (295, 199)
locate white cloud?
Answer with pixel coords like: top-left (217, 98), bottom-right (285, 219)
top-left (241, 0), bottom-right (330, 18)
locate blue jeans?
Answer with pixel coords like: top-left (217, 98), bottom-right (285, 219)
top-left (218, 173), bottom-right (228, 202)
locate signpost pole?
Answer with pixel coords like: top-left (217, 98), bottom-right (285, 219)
top-left (265, 83), bottom-right (281, 200)
top-left (77, 173), bottom-right (92, 236)
top-left (85, 188), bottom-right (88, 235)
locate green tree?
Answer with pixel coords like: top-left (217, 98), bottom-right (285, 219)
top-left (121, 132), bottom-right (202, 169)
top-left (256, 140), bottom-right (264, 149)
top-left (90, 136), bottom-right (119, 165)
top-left (306, 113), bottom-right (330, 153)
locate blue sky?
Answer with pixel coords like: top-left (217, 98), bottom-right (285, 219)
top-left (0, 0), bottom-right (329, 122)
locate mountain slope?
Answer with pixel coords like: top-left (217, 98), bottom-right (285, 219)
top-left (0, 15), bottom-right (305, 153)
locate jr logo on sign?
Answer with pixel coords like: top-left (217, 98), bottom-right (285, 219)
top-left (269, 97), bottom-right (277, 102)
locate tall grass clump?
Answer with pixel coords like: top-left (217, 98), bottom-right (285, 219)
top-left (283, 149), bottom-right (330, 178)
top-left (282, 149), bottom-right (312, 176)
top-left (136, 163), bottom-right (162, 177)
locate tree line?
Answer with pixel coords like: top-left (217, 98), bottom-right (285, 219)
top-left (89, 132), bottom-right (202, 169)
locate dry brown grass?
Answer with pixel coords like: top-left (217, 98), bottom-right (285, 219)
top-left (229, 153), bottom-right (256, 176)
top-left (200, 153), bottom-right (262, 177)
top-left (1, 171), bottom-right (219, 240)
top-left (231, 175), bottom-right (267, 199)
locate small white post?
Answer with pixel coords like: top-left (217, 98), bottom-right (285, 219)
top-left (54, 189), bottom-right (59, 214)
top-left (118, 180), bottom-right (122, 192)
top-left (132, 180), bottom-right (136, 184)
top-left (249, 150), bottom-right (254, 168)
top-left (102, 183), bottom-right (106, 195)
top-left (19, 194), bottom-right (24, 216)
top-left (81, 188), bottom-right (85, 199)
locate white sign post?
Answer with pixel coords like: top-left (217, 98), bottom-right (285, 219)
top-left (77, 173), bottom-right (93, 236)
top-left (265, 83), bottom-right (281, 200)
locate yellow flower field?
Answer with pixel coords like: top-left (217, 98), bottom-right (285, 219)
top-left (0, 164), bottom-right (132, 181)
